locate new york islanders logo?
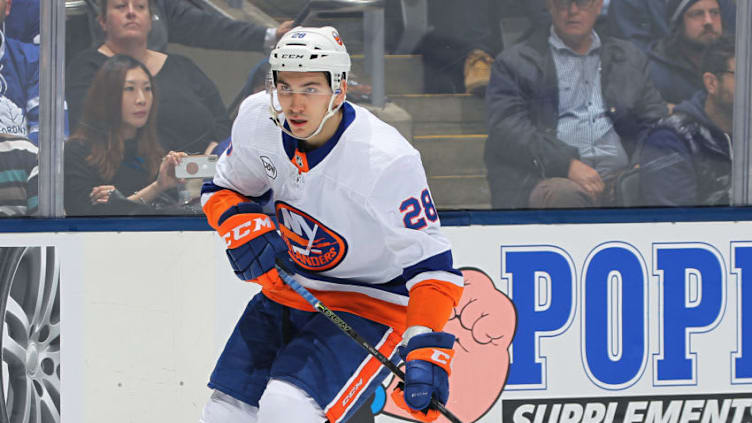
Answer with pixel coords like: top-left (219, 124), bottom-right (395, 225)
top-left (332, 31), bottom-right (343, 46)
top-left (275, 202), bottom-right (348, 271)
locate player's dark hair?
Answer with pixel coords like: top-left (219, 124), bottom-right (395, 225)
top-left (71, 54), bottom-right (164, 181)
top-left (700, 35), bottom-right (735, 79)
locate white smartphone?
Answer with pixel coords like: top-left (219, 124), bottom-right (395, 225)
top-left (175, 154), bottom-right (218, 179)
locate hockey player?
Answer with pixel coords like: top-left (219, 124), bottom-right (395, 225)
top-left (200, 26), bottom-right (463, 423)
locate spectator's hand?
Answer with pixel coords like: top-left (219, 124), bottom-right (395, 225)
top-left (667, 102), bottom-right (676, 114)
top-left (276, 20), bottom-right (294, 40)
top-left (568, 159), bottom-right (604, 200)
top-left (89, 185), bottom-right (116, 205)
top-left (156, 151), bottom-right (187, 191)
top-left (203, 141), bottom-right (219, 155)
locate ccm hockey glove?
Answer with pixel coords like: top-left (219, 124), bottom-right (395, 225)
top-left (391, 332), bottom-right (455, 422)
top-left (217, 202), bottom-right (295, 288)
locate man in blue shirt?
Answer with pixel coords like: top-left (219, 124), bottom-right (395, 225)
top-left (484, 0), bottom-right (666, 209)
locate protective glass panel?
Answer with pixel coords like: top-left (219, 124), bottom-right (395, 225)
top-left (58, 0), bottom-right (748, 216)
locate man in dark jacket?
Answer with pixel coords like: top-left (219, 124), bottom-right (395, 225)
top-left (646, 0), bottom-right (728, 108)
top-left (638, 36), bottom-right (734, 206)
top-left (607, 0), bottom-right (735, 54)
top-left (484, 0), bottom-right (666, 209)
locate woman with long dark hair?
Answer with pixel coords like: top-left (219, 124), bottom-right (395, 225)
top-left (66, 0), bottom-right (231, 154)
top-left (64, 54), bottom-right (186, 216)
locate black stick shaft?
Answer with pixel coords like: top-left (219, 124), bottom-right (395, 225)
top-left (275, 266), bottom-right (463, 423)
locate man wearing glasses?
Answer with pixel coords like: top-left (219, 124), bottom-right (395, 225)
top-left (647, 0), bottom-right (729, 109)
top-left (484, 0), bottom-right (666, 209)
top-left (639, 36), bottom-right (735, 207)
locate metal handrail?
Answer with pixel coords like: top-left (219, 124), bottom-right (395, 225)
top-left (731, 0), bottom-right (752, 205)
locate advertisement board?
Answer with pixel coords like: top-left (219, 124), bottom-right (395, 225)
top-left (1, 220), bottom-right (750, 422)
top-left (425, 222), bottom-right (752, 423)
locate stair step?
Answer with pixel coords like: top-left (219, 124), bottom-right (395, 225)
top-left (304, 16), bottom-right (366, 53)
top-left (414, 134), bottom-right (490, 210)
top-left (429, 175), bottom-right (491, 210)
top-left (390, 94), bottom-right (486, 123)
top-left (414, 135), bottom-right (487, 176)
top-left (351, 55), bottom-right (424, 95)
top-left (413, 121), bottom-right (487, 136)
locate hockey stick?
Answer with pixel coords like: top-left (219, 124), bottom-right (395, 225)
top-left (275, 264), bottom-right (464, 423)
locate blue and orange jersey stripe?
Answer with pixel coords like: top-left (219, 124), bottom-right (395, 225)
top-left (202, 189), bottom-right (249, 230)
top-left (324, 328), bottom-right (401, 423)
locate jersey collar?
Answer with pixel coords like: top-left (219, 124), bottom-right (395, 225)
top-left (282, 102), bottom-right (355, 172)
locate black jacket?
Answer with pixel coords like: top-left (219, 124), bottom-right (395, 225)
top-left (484, 28), bottom-right (667, 208)
top-left (646, 38), bottom-right (702, 105)
top-left (638, 91), bottom-right (732, 206)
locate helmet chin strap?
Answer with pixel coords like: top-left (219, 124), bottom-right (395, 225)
top-left (269, 91), bottom-right (346, 142)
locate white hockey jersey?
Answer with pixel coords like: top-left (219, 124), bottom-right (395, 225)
top-left (202, 92), bottom-right (463, 332)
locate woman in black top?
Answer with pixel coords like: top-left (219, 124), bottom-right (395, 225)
top-left (64, 55), bottom-right (186, 216)
top-left (66, 0), bottom-right (231, 154)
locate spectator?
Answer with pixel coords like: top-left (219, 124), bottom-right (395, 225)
top-left (67, 0), bottom-right (231, 154)
top-left (0, 0), bottom-right (39, 144)
top-left (413, 0), bottom-right (503, 95)
top-left (0, 134), bottom-right (37, 216)
top-left (646, 0), bottom-right (727, 108)
top-left (484, 0), bottom-right (666, 209)
top-left (6, 0), bottom-right (39, 45)
top-left (64, 54), bottom-right (187, 216)
top-left (638, 36), bottom-right (735, 206)
top-left (607, 0), bottom-right (735, 54)
top-left (515, 0), bottom-right (611, 45)
top-left (72, 0), bottom-right (292, 56)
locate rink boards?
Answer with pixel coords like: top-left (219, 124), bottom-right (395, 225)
top-left (2, 219), bottom-right (751, 423)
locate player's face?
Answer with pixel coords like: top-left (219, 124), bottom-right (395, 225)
top-left (276, 71), bottom-right (340, 139)
top-left (99, 0), bottom-right (152, 44)
top-left (120, 67), bottom-right (153, 138)
top-left (681, 0), bottom-right (722, 47)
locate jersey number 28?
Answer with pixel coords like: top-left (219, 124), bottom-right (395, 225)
top-left (400, 189), bottom-right (438, 229)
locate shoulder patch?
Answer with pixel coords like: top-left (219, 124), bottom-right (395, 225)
top-left (260, 156), bottom-right (277, 179)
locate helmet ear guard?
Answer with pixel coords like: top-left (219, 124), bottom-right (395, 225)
top-left (267, 26), bottom-right (352, 141)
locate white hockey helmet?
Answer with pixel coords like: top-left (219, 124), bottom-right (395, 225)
top-left (267, 26), bottom-right (352, 140)
top-left (269, 26), bottom-right (351, 92)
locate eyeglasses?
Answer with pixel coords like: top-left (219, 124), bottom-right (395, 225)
top-left (276, 85), bottom-right (332, 97)
top-left (720, 70), bottom-right (735, 75)
top-left (552, 0), bottom-right (596, 9)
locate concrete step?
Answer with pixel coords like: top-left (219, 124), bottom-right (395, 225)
top-left (351, 55), bottom-right (424, 95)
top-left (413, 121), bottom-right (487, 137)
top-left (429, 175), bottom-right (491, 210)
top-left (389, 94), bottom-right (486, 124)
top-left (415, 134), bottom-right (490, 209)
top-left (414, 135), bottom-right (487, 177)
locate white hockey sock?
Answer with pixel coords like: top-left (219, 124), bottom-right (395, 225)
top-left (257, 379), bottom-right (328, 423)
top-left (200, 389), bottom-right (259, 423)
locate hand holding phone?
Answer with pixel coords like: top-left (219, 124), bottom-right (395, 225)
top-left (175, 154), bottom-right (218, 179)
